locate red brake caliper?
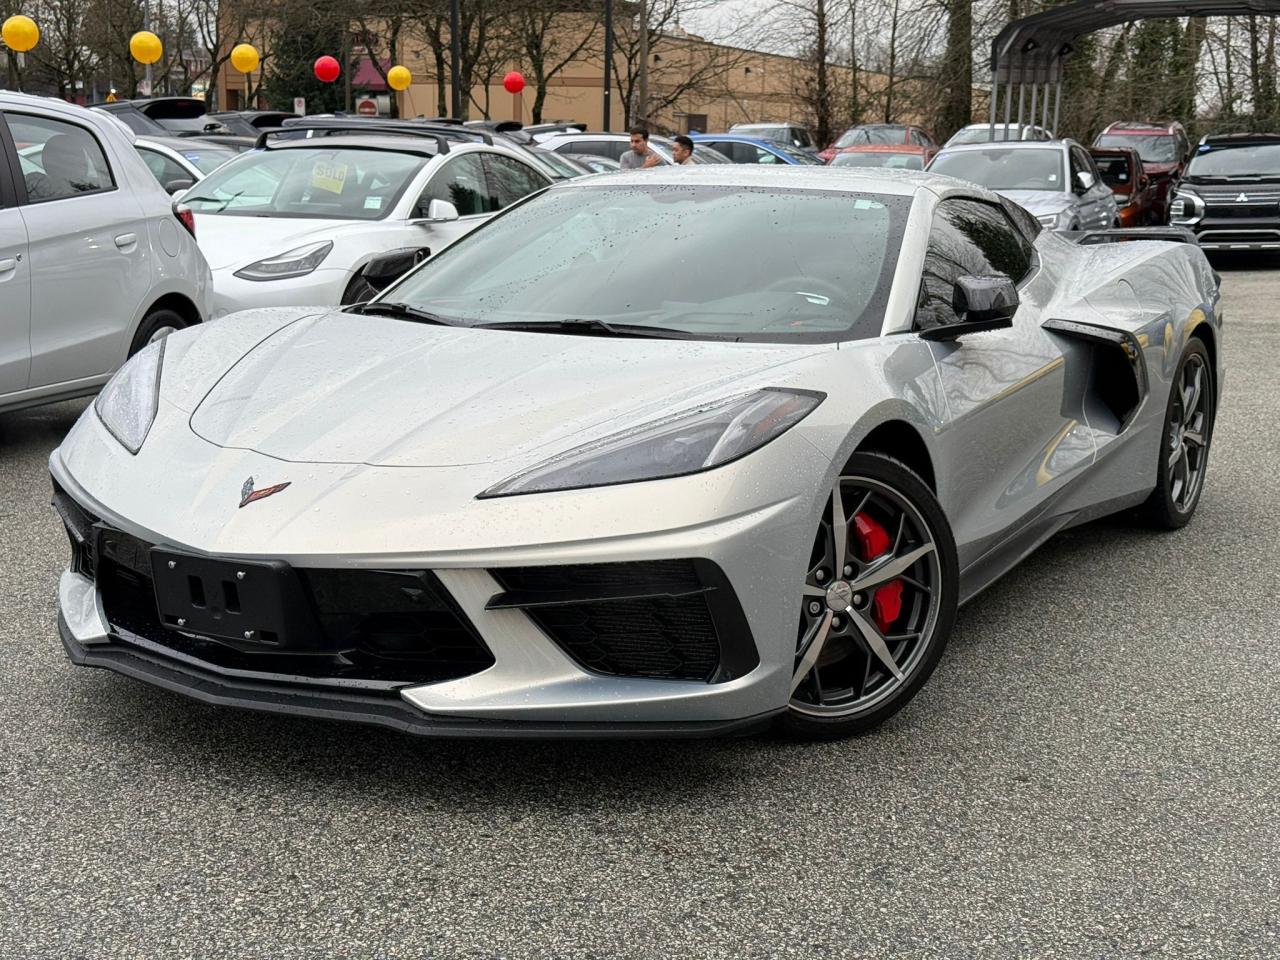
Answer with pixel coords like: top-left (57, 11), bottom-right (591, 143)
top-left (852, 513), bottom-right (903, 633)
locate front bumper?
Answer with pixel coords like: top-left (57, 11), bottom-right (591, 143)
top-left (51, 417), bottom-right (824, 734)
top-left (58, 607), bottom-right (777, 738)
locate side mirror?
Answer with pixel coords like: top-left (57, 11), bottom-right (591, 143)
top-left (165, 178), bottom-right (195, 195)
top-left (360, 247), bottom-right (431, 288)
top-left (920, 275), bottom-right (1018, 341)
top-left (421, 198), bottom-right (459, 223)
top-left (1075, 170), bottom-right (1096, 192)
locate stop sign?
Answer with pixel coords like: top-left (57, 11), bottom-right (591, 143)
top-left (356, 98), bottom-right (377, 116)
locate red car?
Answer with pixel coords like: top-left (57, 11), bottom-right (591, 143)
top-left (821, 123), bottom-right (938, 164)
top-left (829, 144), bottom-right (930, 170)
top-left (1089, 147), bottom-right (1159, 226)
top-left (1093, 121), bottom-right (1191, 222)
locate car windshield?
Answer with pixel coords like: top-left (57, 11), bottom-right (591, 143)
top-left (947, 125), bottom-right (1040, 144)
top-left (832, 151), bottom-right (923, 170)
top-left (773, 142), bottom-right (824, 164)
top-left (184, 146), bottom-right (426, 219)
top-left (527, 148), bottom-right (584, 180)
top-left (1186, 143), bottom-right (1280, 178)
top-left (180, 147), bottom-right (237, 174)
top-left (835, 126), bottom-right (905, 148)
top-left (1092, 154), bottom-right (1134, 188)
top-left (386, 184), bottom-right (910, 342)
top-left (1095, 134), bottom-right (1178, 163)
top-left (930, 147), bottom-right (1064, 191)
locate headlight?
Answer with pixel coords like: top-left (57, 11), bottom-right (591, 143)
top-left (480, 388), bottom-right (824, 497)
top-left (1169, 190), bottom-right (1203, 223)
top-left (94, 338), bottom-right (165, 454)
top-left (1036, 211), bottom-right (1067, 229)
top-left (234, 240), bottom-right (333, 281)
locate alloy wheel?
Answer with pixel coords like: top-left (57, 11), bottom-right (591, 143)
top-left (1167, 350), bottom-right (1211, 513)
top-left (791, 475), bottom-right (943, 718)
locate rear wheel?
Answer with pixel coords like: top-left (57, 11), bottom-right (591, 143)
top-left (1140, 339), bottom-right (1215, 529)
top-left (128, 307), bottom-right (188, 357)
top-left (782, 453), bottom-right (959, 739)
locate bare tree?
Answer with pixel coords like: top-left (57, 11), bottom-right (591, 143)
top-left (515, 1), bottom-right (599, 123)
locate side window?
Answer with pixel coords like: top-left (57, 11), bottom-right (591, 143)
top-left (419, 154), bottom-right (493, 217)
top-left (791, 127), bottom-right (812, 148)
top-left (484, 154), bottom-right (549, 210)
top-left (753, 146), bottom-right (780, 164)
top-left (1069, 147), bottom-right (1094, 189)
top-left (916, 199), bottom-right (1031, 331)
top-left (909, 129), bottom-right (926, 146)
top-left (9, 113), bottom-right (114, 203)
top-left (136, 147), bottom-right (189, 188)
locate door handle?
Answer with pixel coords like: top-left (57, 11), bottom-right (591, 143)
top-left (114, 233), bottom-right (137, 249)
top-left (0, 257), bottom-right (15, 274)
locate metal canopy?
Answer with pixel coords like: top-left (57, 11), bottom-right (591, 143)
top-left (987, 0), bottom-right (1280, 138)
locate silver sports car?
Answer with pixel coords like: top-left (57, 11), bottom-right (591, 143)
top-left (50, 168), bottom-right (1222, 739)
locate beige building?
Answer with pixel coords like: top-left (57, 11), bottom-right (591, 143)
top-left (218, 21), bottom-right (932, 136)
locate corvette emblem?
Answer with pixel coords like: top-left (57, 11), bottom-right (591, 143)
top-left (239, 476), bottom-right (291, 508)
top-left (1236, 193), bottom-right (1249, 202)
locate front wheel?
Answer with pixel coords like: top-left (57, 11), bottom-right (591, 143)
top-left (128, 307), bottom-right (188, 356)
top-left (1139, 339), bottom-right (1215, 529)
top-left (782, 453), bottom-right (959, 739)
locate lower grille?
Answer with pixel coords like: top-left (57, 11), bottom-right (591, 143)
top-left (51, 483), bottom-right (493, 688)
top-left (490, 560), bottom-right (757, 683)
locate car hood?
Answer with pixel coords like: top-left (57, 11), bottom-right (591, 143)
top-left (188, 312), bottom-right (828, 468)
top-left (998, 189), bottom-right (1072, 216)
top-left (192, 213), bottom-right (358, 270)
top-left (1142, 161), bottom-right (1181, 177)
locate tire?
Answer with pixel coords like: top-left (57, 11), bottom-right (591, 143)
top-left (341, 273), bottom-right (373, 306)
top-left (1139, 339), bottom-right (1215, 529)
top-left (781, 452), bottom-right (960, 740)
top-left (128, 307), bottom-right (189, 357)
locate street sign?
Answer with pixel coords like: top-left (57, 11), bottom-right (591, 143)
top-left (293, 96), bottom-right (305, 116)
top-left (357, 98), bottom-right (377, 116)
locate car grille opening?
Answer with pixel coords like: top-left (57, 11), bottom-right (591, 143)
top-left (50, 483), bottom-right (494, 688)
top-left (489, 560), bottom-right (757, 683)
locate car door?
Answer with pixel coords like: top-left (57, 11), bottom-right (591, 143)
top-left (6, 110), bottom-right (151, 389)
top-left (917, 197), bottom-right (1097, 570)
top-left (411, 151), bottom-right (500, 252)
top-left (1069, 144), bottom-right (1114, 229)
top-left (0, 119), bottom-right (31, 397)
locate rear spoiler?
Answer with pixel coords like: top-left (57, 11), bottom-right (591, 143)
top-left (1073, 227), bottom-right (1198, 246)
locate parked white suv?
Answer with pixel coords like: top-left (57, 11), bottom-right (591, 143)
top-left (0, 92), bottom-right (212, 414)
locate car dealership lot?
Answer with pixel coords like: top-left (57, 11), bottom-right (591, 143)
top-left (1, 263), bottom-right (1277, 958)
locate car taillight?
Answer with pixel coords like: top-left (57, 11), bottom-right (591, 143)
top-left (173, 202), bottom-right (196, 239)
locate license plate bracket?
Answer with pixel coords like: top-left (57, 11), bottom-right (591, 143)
top-left (149, 549), bottom-right (318, 649)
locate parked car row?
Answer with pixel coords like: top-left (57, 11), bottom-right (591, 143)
top-left (0, 96), bottom-right (567, 415)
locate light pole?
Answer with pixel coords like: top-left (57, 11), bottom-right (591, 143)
top-left (602, 0), bottom-right (613, 130)
top-left (638, 0), bottom-right (647, 126)
top-left (450, 0), bottom-right (462, 118)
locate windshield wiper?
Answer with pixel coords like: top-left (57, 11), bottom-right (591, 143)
top-left (182, 189), bottom-right (243, 212)
top-left (476, 318), bottom-right (691, 339)
top-left (349, 301), bottom-right (456, 325)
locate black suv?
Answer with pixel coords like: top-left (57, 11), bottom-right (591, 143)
top-left (1170, 133), bottom-right (1280, 250)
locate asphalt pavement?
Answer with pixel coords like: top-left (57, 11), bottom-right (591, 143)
top-left (2, 260), bottom-right (1278, 959)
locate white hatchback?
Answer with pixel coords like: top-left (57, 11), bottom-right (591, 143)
top-left (0, 92), bottom-right (212, 414)
top-left (181, 121), bottom-right (555, 316)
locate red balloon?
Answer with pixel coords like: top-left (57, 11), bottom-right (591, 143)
top-left (503, 71), bottom-right (525, 95)
top-left (314, 55), bottom-right (340, 83)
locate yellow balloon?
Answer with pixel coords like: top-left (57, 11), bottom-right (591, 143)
top-left (229, 42), bottom-right (259, 74)
top-left (387, 65), bottom-right (412, 92)
top-left (129, 30), bottom-right (162, 65)
top-left (2, 15), bottom-right (40, 53)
